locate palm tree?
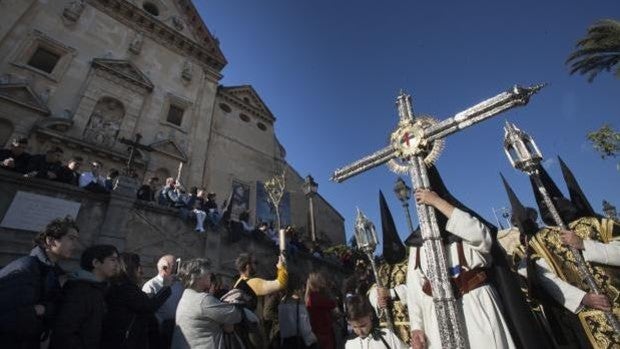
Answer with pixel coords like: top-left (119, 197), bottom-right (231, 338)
top-left (566, 19), bottom-right (620, 82)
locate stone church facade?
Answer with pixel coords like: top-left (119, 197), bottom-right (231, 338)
top-left (0, 0), bottom-right (345, 245)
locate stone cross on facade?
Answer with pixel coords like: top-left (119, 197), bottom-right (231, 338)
top-left (331, 83), bottom-right (544, 348)
top-left (119, 133), bottom-right (152, 176)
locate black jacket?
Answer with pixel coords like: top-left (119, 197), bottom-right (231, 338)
top-left (0, 149), bottom-right (31, 173)
top-left (0, 246), bottom-right (64, 349)
top-left (49, 271), bottom-right (108, 349)
top-left (26, 154), bottom-right (62, 180)
top-left (101, 279), bottom-right (171, 349)
top-left (136, 185), bottom-right (155, 201)
top-left (56, 166), bottom-right (80, 186)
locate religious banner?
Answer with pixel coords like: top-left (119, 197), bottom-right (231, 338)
top-left (1, 191), bottom-right (81, 232)
top-left (229, 180), bottom-right (250, 221)
top-left (256, 181), bottom-right (291, 227)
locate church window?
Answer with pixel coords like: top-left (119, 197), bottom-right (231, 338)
top-left (166, 104), bottom-right (185, 126)
top-left (13, 30), bottom-right (75, 82)
top-left (143, 2), bottom-right (159, 16)
top-left (219, 103), bottom-right (231, 113)
top-left (239, 113), bottom-right (250, 122)
top-left (243, 97), bottom-right (250, 103)
top-left (27, 47), bottom-right (61, 73)
top-left (257, 122), bottom-right (267, 131)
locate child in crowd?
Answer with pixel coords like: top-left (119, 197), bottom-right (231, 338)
top-left (344, 295), bottom-right (407, 349)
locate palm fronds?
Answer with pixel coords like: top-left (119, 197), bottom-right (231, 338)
top-left (567, 19), bottom-right (620, 82)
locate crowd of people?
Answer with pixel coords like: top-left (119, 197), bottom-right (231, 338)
top-left (0, 137), bottom-right (119, 193)
top-left (4, 137), bottom-right (616, 349)
top-left (1, 138), bottom-right (323, 256)
top-left (0, 215), bottom-right (387, 349)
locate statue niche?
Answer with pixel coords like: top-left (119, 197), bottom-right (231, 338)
top-left (83, 97), bottom-right (125, 147)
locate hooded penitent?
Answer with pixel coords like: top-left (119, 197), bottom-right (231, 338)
top-left (500, 172), bottom-right (581, 348)
top-left (401, 164), bottom-right (544, 349)
top-left (501, 173), bottom-right (539, 237)
top-left (404, 165), bottom-right (496, 246)
top-left (529, 164), bottom-right (578, 225)
top-left (558, 156), bottom-right (596, 218)
top-left (379, 190), bottom-right (407, 264)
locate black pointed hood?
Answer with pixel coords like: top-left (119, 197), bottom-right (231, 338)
top-left (558, 156), bottom-right (596, 218)
top-left (405, 165), bottom-right (496, 246)
top-left (530, 165), bottom-right (578, 226)
top-left (501, 173), bottom-right (539, 236)
top-left (379, 190), bottom-right (407, 264)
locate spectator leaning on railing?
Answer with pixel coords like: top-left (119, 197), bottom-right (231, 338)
top-left (137, 177), bottom-right (159, 202)
top-left (79, 161), bottom-right (108, 193)
top-left (0, 137), bottom-right (31, 173)
top-left (56, 156), bottom-right (83, 186)
top-left (24, 146), bottom-right (63, 180)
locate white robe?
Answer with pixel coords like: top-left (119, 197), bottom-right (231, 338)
top-left (345, 329), bottom-right (408, 349)
top-left (406, 208), bottom-right (515, 349)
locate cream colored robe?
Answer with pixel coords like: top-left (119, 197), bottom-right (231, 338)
top-left (406, 208), bottom-right (515, 349)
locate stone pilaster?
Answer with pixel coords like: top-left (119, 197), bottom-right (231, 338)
top-left (96, 175), bottom-right (138, 250)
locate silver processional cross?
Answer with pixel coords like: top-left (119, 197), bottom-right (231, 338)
top-left (331, 83), bottom-right (545, 348)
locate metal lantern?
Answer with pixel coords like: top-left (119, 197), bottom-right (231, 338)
top-left (354, 208), bottom-right (378, 253)
top-left (503, 121), bottom-right (543, 174)
top-left (302, 175), bottom-right (318, 197)
top-left (302, 174), bottom-right (319, 242)
top-left (393, 176), bottom-right (411, 203)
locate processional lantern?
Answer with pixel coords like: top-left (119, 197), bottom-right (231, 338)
top-left (354, 208), bottom-right (396, 342)
top-left (354, 208), bottom-right (378, 254)
top-left (393, 177), bottom-right (411, 203)
top-left (503, 121), bottom-right (543, 174)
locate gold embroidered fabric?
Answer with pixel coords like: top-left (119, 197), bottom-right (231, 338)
top-left (530, 217), bottom-right (620, 348)
top-left (376, 259), bottom-right (411, 345)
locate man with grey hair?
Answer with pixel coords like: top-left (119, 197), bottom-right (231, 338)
top-left (143, 254), bottom-right (184, 348)
top-left (172, 258), bottom-right (242, 349)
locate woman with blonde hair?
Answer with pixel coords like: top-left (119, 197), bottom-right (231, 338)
top-left (305, 272), bottom-right (337, 349)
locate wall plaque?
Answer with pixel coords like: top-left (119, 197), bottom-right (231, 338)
top-left (1, 191), bottom-right (81, 232)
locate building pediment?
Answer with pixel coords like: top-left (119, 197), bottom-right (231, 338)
top-left (150, 139), bottom-right (187, 162)
top-left (0, 83), bottom-right (50, 115)
top-left (87, 0), bottom-right (226, 73)
top-left (92, 58), bottom-right (154, 92)
top-left (219, 85), bottom-right (275, 123)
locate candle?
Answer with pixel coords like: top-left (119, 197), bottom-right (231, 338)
top-left (176, 162), bottom-right (183, 182)
top-left (279, 228), bottom-right (286, 252)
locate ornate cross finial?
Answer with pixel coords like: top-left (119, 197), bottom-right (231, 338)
top-left (396, 90), bottom-right (414, 125)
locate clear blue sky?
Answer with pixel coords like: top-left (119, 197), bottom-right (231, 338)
top-left (198, 1), bottom-right (620, 245)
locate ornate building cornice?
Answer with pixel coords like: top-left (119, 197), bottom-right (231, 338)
top-left (86, 0), bottom-right (227, 73)
top-left (34, 127), bottom-right (146, 166)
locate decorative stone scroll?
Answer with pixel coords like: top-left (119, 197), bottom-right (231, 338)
top-left (62, 0), bottom-right (85, 26)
